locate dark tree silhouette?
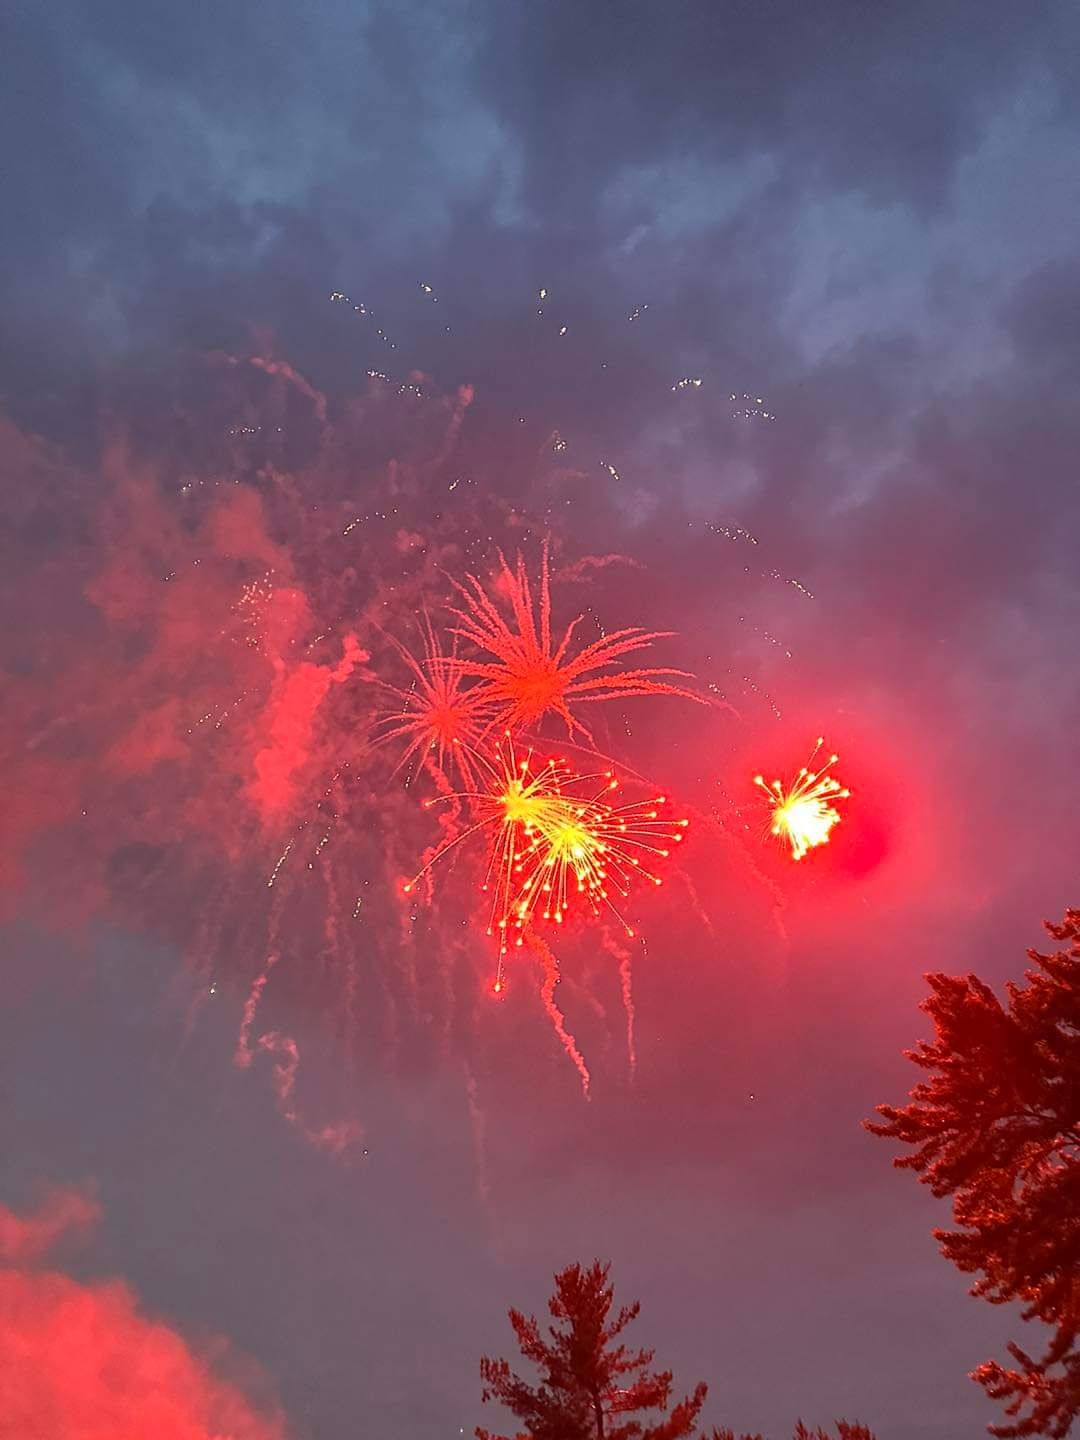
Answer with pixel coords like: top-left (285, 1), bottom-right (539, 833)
top-left (477, 1261), bottom-right (707, 1440)
top-left (477, 1260), bottom-right (875, 1440)
top-left (867, 909), bottom-right (1080, 1437)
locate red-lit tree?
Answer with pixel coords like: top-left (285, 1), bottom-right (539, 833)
top-left (867, 908), bottom-right (1080, 1437)
top-left (477, 1261), bottom-right (707, 1440)
top-left (477, 1261), bottom-right (876, 1440)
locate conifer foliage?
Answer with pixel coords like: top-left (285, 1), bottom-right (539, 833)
top-left (478, 1261), bottom-right (707, 1440)
top-left (477, 1261), bottom-right (876, 1440)
top-left (868, 909), bottom-right (1080, 1437)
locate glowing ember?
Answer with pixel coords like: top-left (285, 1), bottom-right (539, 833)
top-left (449, 542), bottom-right (701, 739)
top-left (404, 733), bottom-right (687, 983)
top-left (754, 738), bottom-right (849, 861)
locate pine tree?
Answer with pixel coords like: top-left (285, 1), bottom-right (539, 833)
top-left (477, 1261), bottom-right (876, 1440)
top-left (867, 909), bottom-right (1080, 1437)
top-left (477, 1261), bottom-right (707, 1440)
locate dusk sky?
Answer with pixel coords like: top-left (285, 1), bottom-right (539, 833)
top-left (3, 4), bottom-right (1080, 1438)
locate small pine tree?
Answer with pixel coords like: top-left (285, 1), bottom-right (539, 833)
top-left (867, 909), bottom-right (1080, 1437)
top-left (477, 1261), bottom-right (707, 1440)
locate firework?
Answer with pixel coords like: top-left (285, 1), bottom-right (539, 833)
top-left (754, 738), bottom-right (849, 861)
top-left (449, 543), bottom-right (701, 739)
top-left (371, 613), bottom-right (494, 788)
top-left (404, 733), bottom-right (687, 982)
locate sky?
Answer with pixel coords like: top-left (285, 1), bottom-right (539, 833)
top-left (2, 2), bottom-right (1079, 1437)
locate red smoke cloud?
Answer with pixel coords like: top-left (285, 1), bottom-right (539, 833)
top-left (0, 1186), bottom-right (101, 1265)
top-left (0, 1188), bottom-right (288, 1439)
top-left (250, 631), bottom-right (368, 820)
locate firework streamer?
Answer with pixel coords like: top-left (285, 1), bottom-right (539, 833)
top-left (256, 1030), bottom-right (363, 1155)
top-left (258, 1030), bottom-right (301, 1120)
top-left (463, 1064), bottom-right (492, 1208)
top-left (692, 791), bottom-right (790, 943)
top-left (734, 834), bottom-right (789, 943)
top-left (234, 950), bottom-right (280, 1070)
top-left (523, 929), bottom-right (591, 1098)
top-left (673, 865), bottom-right (715, 939)
top-left (600, 924), bottom-right (637, 1078)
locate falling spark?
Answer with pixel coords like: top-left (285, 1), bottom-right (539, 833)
top-left (706, 521), bottom-right (759, 546)
top-left (753, 738), bottom-right (849, 860)
top-left (600, 460), bottom-right (621, 482)
top-left (672, 376), bottom-right (703, 392)
top-left (266, 843), bottom-right (293, 888)
top-left (627, 304), bottom-right (649, 322)
top-left (737, 617), bottom-right (792, 659)
top-left (330, 289), bottom-right (396, 347)
top-left (766, 568), bottom-right (814, 600)
top-left (730, 392), bottom-right (775, 421)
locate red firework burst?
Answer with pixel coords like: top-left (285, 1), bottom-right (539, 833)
top-left (449, 543), bottom-right (700, 740)
top-left (371, 613), bottom-right (494, 788)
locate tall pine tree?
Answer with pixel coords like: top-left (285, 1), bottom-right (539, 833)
top-left (477, 1261), bottom-right (876, 1440)
top-left (868, 908), bottom-right (1080, 1437)
top-left (478, 1261), bottom-right (707, 1440)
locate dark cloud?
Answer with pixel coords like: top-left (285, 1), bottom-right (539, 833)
top-left (471, 0), bottom-right (1074, 214)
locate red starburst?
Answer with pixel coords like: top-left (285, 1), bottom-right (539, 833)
top-left (371, 613), bottom-right (493, 788)
top-left (449, 543), bottom-right (700, 740)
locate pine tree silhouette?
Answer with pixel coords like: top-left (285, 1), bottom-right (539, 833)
top-left (478, 1261), bottom-right (706, 1440)
top-left (868, 908), bottom-right (1080, 1437)
top-left (478, 1261), bottom-right (876, 1440)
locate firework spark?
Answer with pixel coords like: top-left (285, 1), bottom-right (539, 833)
top-left (449, 544), bottom-right (701, 740)
top-left (404, 733), bottom-right (687, 979)
top-left (371, 614), bottom-right (493, 789)
top-left (753, 738), bottom-right (849, 860)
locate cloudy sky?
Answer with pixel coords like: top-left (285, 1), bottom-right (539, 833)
top-left (3, 3), bottom-right (1079, 1438)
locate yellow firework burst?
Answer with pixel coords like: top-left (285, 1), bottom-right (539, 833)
top-left (754, 738), bottom-right (849, 861)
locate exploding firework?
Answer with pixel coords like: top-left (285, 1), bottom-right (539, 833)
top-left (404, 733), bottom-right (687, 985)
top-left (370, 613), bottom-right (494, 789)
top-left (753, 738), bottom-right (849, 861)
top-left (449, 543), bottom-right (701, 740)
